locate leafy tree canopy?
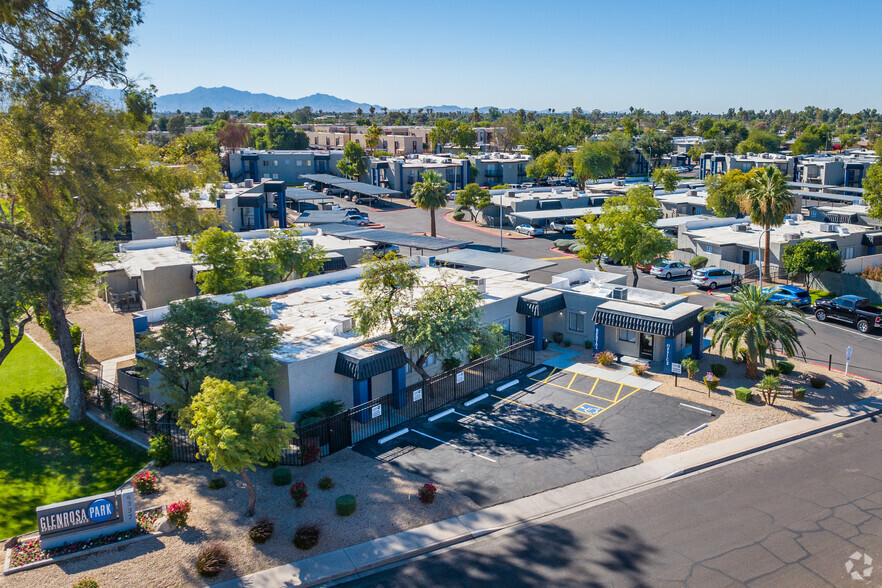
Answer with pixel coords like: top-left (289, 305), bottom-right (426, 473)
top-left (705, 169), bottom-right (756, 218)
top-left (781, 239), bottom-right (844, 287)
top-left (337, 140), bottom-right (367, 179)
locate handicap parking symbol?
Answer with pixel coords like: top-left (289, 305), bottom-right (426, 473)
top-left (573, 403), bottom-right (603, 417)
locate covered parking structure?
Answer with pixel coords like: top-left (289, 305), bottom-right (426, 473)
top-left (301, 173), bottom-right (403, 205)
top-left (292, 211), bottom-right (350, 225)
top-left (312, 223), bottom-right (472, 254)
top-left (434, 249), bottom-right (556, 274)
top-left (509, 206), bottom-right (602, 228)
top-left (286, 187), bottom-right (334, 212)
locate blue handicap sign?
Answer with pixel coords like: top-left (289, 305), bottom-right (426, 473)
top-left (573, 403), bottom-right (602, 417)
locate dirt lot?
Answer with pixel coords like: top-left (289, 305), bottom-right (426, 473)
top-left (0, 450), bottom-right (479, 588)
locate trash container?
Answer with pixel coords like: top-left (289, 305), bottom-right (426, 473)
top-left (542, 338), bottom-right (549, 350)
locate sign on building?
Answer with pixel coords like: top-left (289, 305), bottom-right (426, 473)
top-left (36, 487), bottom-right (137, 549)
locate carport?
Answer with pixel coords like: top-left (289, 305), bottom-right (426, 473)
top-left (434, 249), bottom-right (556, 274)
top-left (301, 173), bottom-right (403, 205)
top-left (286, 187), bottom-right (334, 212)
top-left (509, 206), bottom-right (602, 227)
top-left (313, 224), bottom-right (472, 254)
top-left (292, 210), bottom-right (350, 225)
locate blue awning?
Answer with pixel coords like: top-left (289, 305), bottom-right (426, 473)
top-left (334, 340), bottom-right (407, 380)
top-left (517, 292), bottom-right (566, 317)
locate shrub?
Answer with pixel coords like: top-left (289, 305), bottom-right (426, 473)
top-left (73, 579), bottom-right (99, 588)
top-left (148, 434), bottom-right (173, 467)
top-left (132, 471), bottom-right (158, 495)
top-left (759, 374), bottom-right (782, 405)
top-left (793, 386), bottom-right (806, 400)
top-left (293, 523), bottom-right (320, 550)
top-left (451, 211), bottom-right (465, 221)
top-left (765, 368), bottom-right (780, 378)
top-left (300, 438), bottom-right (321, 465)
top-left (552, 332), bottom-right (564, 344)
top-left (633, 363), bottom-right (648, 376)
top-left (297, 400), bottom-right (345, 425)
top-left (111, 404), bottom-right (137, 430)
top-left (271, 468), bottom-right (292, 486)
top-left (553, 239), bottom-right (577, 250)
top-left (860, 264), bottom-right (882, 282)
top-left (195, 542), bottom-right (230, 578)
top-left (595, 350), bottom-right (615, 366)
top-left (167, 500), bottom-right (191, 528)
top-left (100, 389), bottom-right (113, 413)
top-left (777, 361), bottom-right (795, 375)
top-left (681, 357), bottom-right (698, 379)
top-left (290, 481), bottom-right (308, 507)
top-left (441, 357), bottom-right (461, 371)
top-left (336, 494), bottom-right (356, 516)
top-left (318, 476), bottom-right (334, 490)
top-left (734, 387), bottom-right (753, 403)
top-left (248, 517), bottom-right (274, 544)
top-left (563, 339), bottom-right (571, 347)
top-left (208, 477), bottom-right (227, 490)
top-left (146, 407), bottom-right (158, 432)
top-left (36, 308), bottom-right (57, 340)
top-left (710, 363), bottom-right (727, 378)
top-left (689, 256), bottom-right (709, 269)
top-left (69, 323), bottom-right (83, 348)
top-left (584, 339), bottom-right (593, 350)
top-left (418, 483), bottom-right (437, 505)
top-left (809, 375), bottom-right (827, 389)
top-left (704, 374), bottom-right (720, 392)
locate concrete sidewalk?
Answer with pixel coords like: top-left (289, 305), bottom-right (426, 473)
top-left (216, 395), bottom-right (882, 588)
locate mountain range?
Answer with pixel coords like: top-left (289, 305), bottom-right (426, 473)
top-left (86, 85), bottom-right (515, 114)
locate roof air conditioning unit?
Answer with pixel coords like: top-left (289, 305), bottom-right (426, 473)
top-left (244, 179), bottom-right (254, 188)
top-left (614, 180), bottom-right (625, 187)
top-left (331, 316), bottom-right (354, 335)
top-left (466, 276), bottom-right (487, 293)
top-left (611, 286), bottom-right (628, 300)
top-left (820, 223), bottom-right (835, 232)
top-left (838, 226), bottom-right (850, 235)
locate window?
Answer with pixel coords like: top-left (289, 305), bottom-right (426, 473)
top-left (618, 329), bottom-right (636, 342)
top-left (284, 160), bottom-right (290, 165)
top-left (496, 317), bottom-right (511, 331)
top-left (296, 160), bottom-right (302, 166)
top-left (844, 246), bottom-right (855, 260)
top-left (567, 312), bottom-right (585, 333)
top-left (394, 141), bottom-right (399, 150)
top-left (383, 140), bottom-right (388, 148)
top-left (425, 354), bottom-right (436, 367)
top-left (335, 138), bottom-right (340, 146)
top-left (272, 173), bottom-right (279, 179)
top-left (262, 160), bottom-right (269, 166)
top-left (273, 160), bottom-right (278, 166)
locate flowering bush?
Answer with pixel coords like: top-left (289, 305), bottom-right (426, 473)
top-left (136, 507), bottom-right (164, 531)
top-left (290, 481), bottom-right (308, 507)
top-left (167, 500), bottom-right (191, 527)
top-left (594, 351), bottom-right (615, 367)
top-left (300, 438), bottom-right (320, 465)
top-left (704, 374), bottom-right (720, 392)
top-left (633, 363), bottom-right (648, 376)
top-left (132, 471), bottom-right (158, 495)
top-left (72, 579), bottom-right (99, 588)
top-left (418, 483), bottom-right (437, 504)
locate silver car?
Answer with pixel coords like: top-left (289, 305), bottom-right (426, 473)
top-left (650, 260), bottom-right (693, 279)
top-left (691, 266), bottom-right (737, 289)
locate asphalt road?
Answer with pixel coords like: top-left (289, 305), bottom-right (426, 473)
top-left (342, 198), bottom-right (879, 382)
top-left (339, 417), bottom-right (882, 587)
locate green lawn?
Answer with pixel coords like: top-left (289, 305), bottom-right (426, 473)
top-left (0, 336), bottom-right (148, 539)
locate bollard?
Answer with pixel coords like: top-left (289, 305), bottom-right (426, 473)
top-left (828, 354), bottom-right (832, 371)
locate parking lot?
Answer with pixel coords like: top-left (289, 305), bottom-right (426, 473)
top-left (355, 366), bottom-right (718, 507)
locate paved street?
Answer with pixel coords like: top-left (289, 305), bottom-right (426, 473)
top-left (339, 199), bottom-right (879, 382)
top-left (340, 417), bottom-right (882, 587)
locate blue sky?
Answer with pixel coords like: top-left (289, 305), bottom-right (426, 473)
top-left (126, 0), bottom-right (882, 112)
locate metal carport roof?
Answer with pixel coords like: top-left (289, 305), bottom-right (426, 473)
top-left (286, 187), bottom-right (332, 201)
top-left (293, 211), bottom-right (350, 224)
top-left (301, 173), bottom-right (350, 185)
top-left (509, 207), bottom-right (602, 222)
top-left (434, 249), bottom-right (556, 273)
top-left (314, 224), bottom-right (471, 251)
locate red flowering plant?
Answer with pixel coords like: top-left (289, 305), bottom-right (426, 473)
top-left (132, 471), bottom-right (158, 495)
top-left (290, 481), bottom-right (308, 507)
top-left (167, 500), bottom-right (191, 527)
top-left (418, 483), bottom-right (437, 504)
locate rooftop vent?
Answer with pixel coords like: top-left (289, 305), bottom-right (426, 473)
top-left (611, 286), bottom-right (628, 300)
top-left (466, 276), bottom-right (487, 293)
top-left (331, 316), bottom-right (354, 335)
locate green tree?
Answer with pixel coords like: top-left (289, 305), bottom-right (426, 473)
top-left (237, 240), bottom-right (278, 288)
top-left (521, 124), bottom-right (566, 155)
top-left (838, 133), bottom-right (857, 151)
top-left (525, 151), bottom-right (564, 182)
top-left (364, 124), bottom-right (382, 155)
top-left (179, 377), bottom-right (294, 516)
top-left (454, 184), bottom-right (490, 221)
top-left (699, 285), bottom-right (812, 379)
top-left (199, 106), bottom-right (214, 120)
top-left (736, 129), bottom-right (781, 154)
top-left (269, 229), bottom-right (328, 281)
top-left (574, 141), bottom-right (618, 186)
top-left (348, 256), bottom-right (505, 381)
top-left (453, 123), bottom-right (477, 152)
top-left (607, 131), bottom-right (637, 176)
top-left (428, 119), bottom-right (458, 150)
top-left (705, 169), bottom-right (755, 218)
top-left (0, 235), bottom-right (50, 367)
top-left (337, 141), bottom-right (367, 179)
top-left (687, 144), bottom-right (706, 162)
top-left (493, 115), bottom-right (522, 151)
top-left (781, 239), bottom-right (844, 288)
top-left (864, 160), bottom-right (882, 219)
top-left (167, 114), bottom-right (186, 136)
top-left (411, 170), bottom-right (448, 237)
top-left (191, 228), bottom-right (248, 295)
top-left (252, 118), bottom-right (309, 150)
top-left (739, 166), bottom-right (795, 280)
top-left (574, 185), bottom-right (672, 286)
top-left (651, 166), bottom-right (680, 193)
top-left (139, 296), bottom-right (281, 408)
top-left (636, 131), bottom-right (673, 168)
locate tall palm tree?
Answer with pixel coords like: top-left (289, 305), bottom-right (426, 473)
top-left (411, 170), bottom-right (448, 237)
top-left (698, 285), bottom-right (813, 380)
top-left (739, 166), bottom-right (794, 280)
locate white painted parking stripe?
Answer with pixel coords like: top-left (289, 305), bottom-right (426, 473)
top-left (410, 429), bottom-right (497, 462)
top-left (464, 393), bottom-right (488, 407)
top-left (453, 411), bottom-right (538, 441)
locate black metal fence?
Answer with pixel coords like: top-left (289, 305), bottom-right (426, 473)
top-left (158, 331), bottom-right (535, 465)
top-left (82, 370), bottom-right (166, 435)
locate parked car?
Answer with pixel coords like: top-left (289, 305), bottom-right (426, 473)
top-left (550, 220), bottom-right (576, 233)
top-left (637, 257), bottom-right (666, 274)
top-left (650, 260), bottom-right (693, 279)
top-left (371, 243), bottom-right (400, 258)
top-left (762, 285), bottom-right (811, 308)
top-left (691, 267), bottom-right (738, 289)
top-left (322, 187), bottom-right (345, 196)
top-left (814, 295), bottom-right (882, 333)
top-left (521, 183), bottom-right (535, 189)
top-left (303, 182), bottom-right (316, 191)
top-left (515, 224), bottom-right (544, 236)
top-left (599, 253), bottom-right (622, 265)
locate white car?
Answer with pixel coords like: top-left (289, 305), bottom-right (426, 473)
top-left (650, 260), bottom-right (693, 279)
top-left (515, 224), bottom-right (544, 236)
top-left (550, 221), bottom-right (576, 233)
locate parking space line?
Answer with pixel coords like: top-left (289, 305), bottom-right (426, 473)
top-left (490, 394), bottom-right (590, 424)
top-left (566, 372), bottom-right (579, 390)
top-left (410, 430), bottom-right (497, 462)
top-left (613, 383), bottom-right (625, 402)
top-left (452, 411), bottom-right (539, 441)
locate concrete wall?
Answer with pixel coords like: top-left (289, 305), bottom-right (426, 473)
top-left (814, 271), bottom-right (882, 305)
top-left (129, 212), bottom-right (162, 241)
top-left (843, 253), bottom-right (882, 274)
top-left (140, 264), bottom-right (197, 309)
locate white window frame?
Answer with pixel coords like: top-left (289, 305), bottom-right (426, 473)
top-left (567, 312), bottom-right (585, 333)
top-left (618, 328), bottom-right (636, 343)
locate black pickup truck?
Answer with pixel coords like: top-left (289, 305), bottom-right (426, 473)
top-left (814, 295), bottom-right (882, 333)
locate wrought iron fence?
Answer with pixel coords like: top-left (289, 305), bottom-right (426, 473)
top-left (81, 370), bottom-right (166, 435)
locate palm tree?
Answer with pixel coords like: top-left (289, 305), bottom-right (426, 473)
top-left (698, 285), bottom-right (813, 380)
top-left (411, 170), bottom-right (448, 237)
top-left (739, 166), bottom-right (794, 280)
top-left (364, 124), bottom-right (382, 155)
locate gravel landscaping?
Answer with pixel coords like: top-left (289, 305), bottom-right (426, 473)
top-left (0, 449), bottom-right (479, 587)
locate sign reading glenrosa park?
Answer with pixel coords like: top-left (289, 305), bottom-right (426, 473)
top-left (36, 487), bottom-right (137, 549)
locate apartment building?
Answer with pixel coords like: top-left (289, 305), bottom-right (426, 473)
top-left (227, 149), bottom-right (344, 184)
top-left (469, 152), bottom-right (531, 187)
top-left (795, 152), bottom-right (877, 188)
top-left (698, 152), bottom-right (796, 180)
top-left (297, 124), bottom-right (430, 155)
top-left (367, 154), bottom-right (471, 196)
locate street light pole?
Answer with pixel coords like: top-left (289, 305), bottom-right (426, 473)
top-left (499, 195), bottom-right (504, 253)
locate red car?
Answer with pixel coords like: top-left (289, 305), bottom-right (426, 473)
top-left (637, 258), bottom-right (665, 274)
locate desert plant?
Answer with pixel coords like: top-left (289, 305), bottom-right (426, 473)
top-left (809, 375), bottom-right (827, 389)
top-left (271, 468), bottom-right (292, 486)
top-left (132, 471), bottom-right (158, 495)
top-left (111, 404), bottom-right (137, 430)
top-left (689, 255), bottom-right (709, 269)
top-left (336, 494), bottom-right (356, 516)
top-left (777, 360), bottom-right (795, 375)
top-left (563, 339), bottom-right (571, 347)
top-left (710, 363), bottom-right (727, 378)
top-left (293, 523), bottom-right (320, 550)
top-left (441, 357), bottom-right (461, 371)
top-left (765, 367), bottom-right (780, 378)
top-left (318, 476), bottom-right (334, 490)
top-left (72, 580), bottom-right (99, 588)
top-left (148, 434), bottom-right (173, 467)
top-left (584, 339), bottom-right (593, 350)
top-left (552, 332), bottom-right (564, 344)
top-left (418, 483), bottom-right (437, 505)
top-left (734, 387), bottom-right (753, 403)
top-left (793, 386), bottom-right (806, 400)
top-left (681, 357), bottom-right (698, 379)
top-left (451, 210), bottom-right (465, 221)
top-left (248, 517), bottom-right (274, 544)
top-left (595, 350), bottom-right (615, 366)
top-left (100, 389), bottom-right (113, 413)
top-left (633, 363), bottom-right (648, 376)
top-left (758, 374), bottom-right (781, 405)
top-left (300, 438), bottom-right (321, 465)
top-left (290, 481), bottom-right (308, 507)
top-left (704, 374), bottom-right (720, 392)
top-left (167, 500), bottom-right (191, 527)
top-left (195, 542), bottom-right (230, 578)
top-left (208, 477), bottom-right (227, 490)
